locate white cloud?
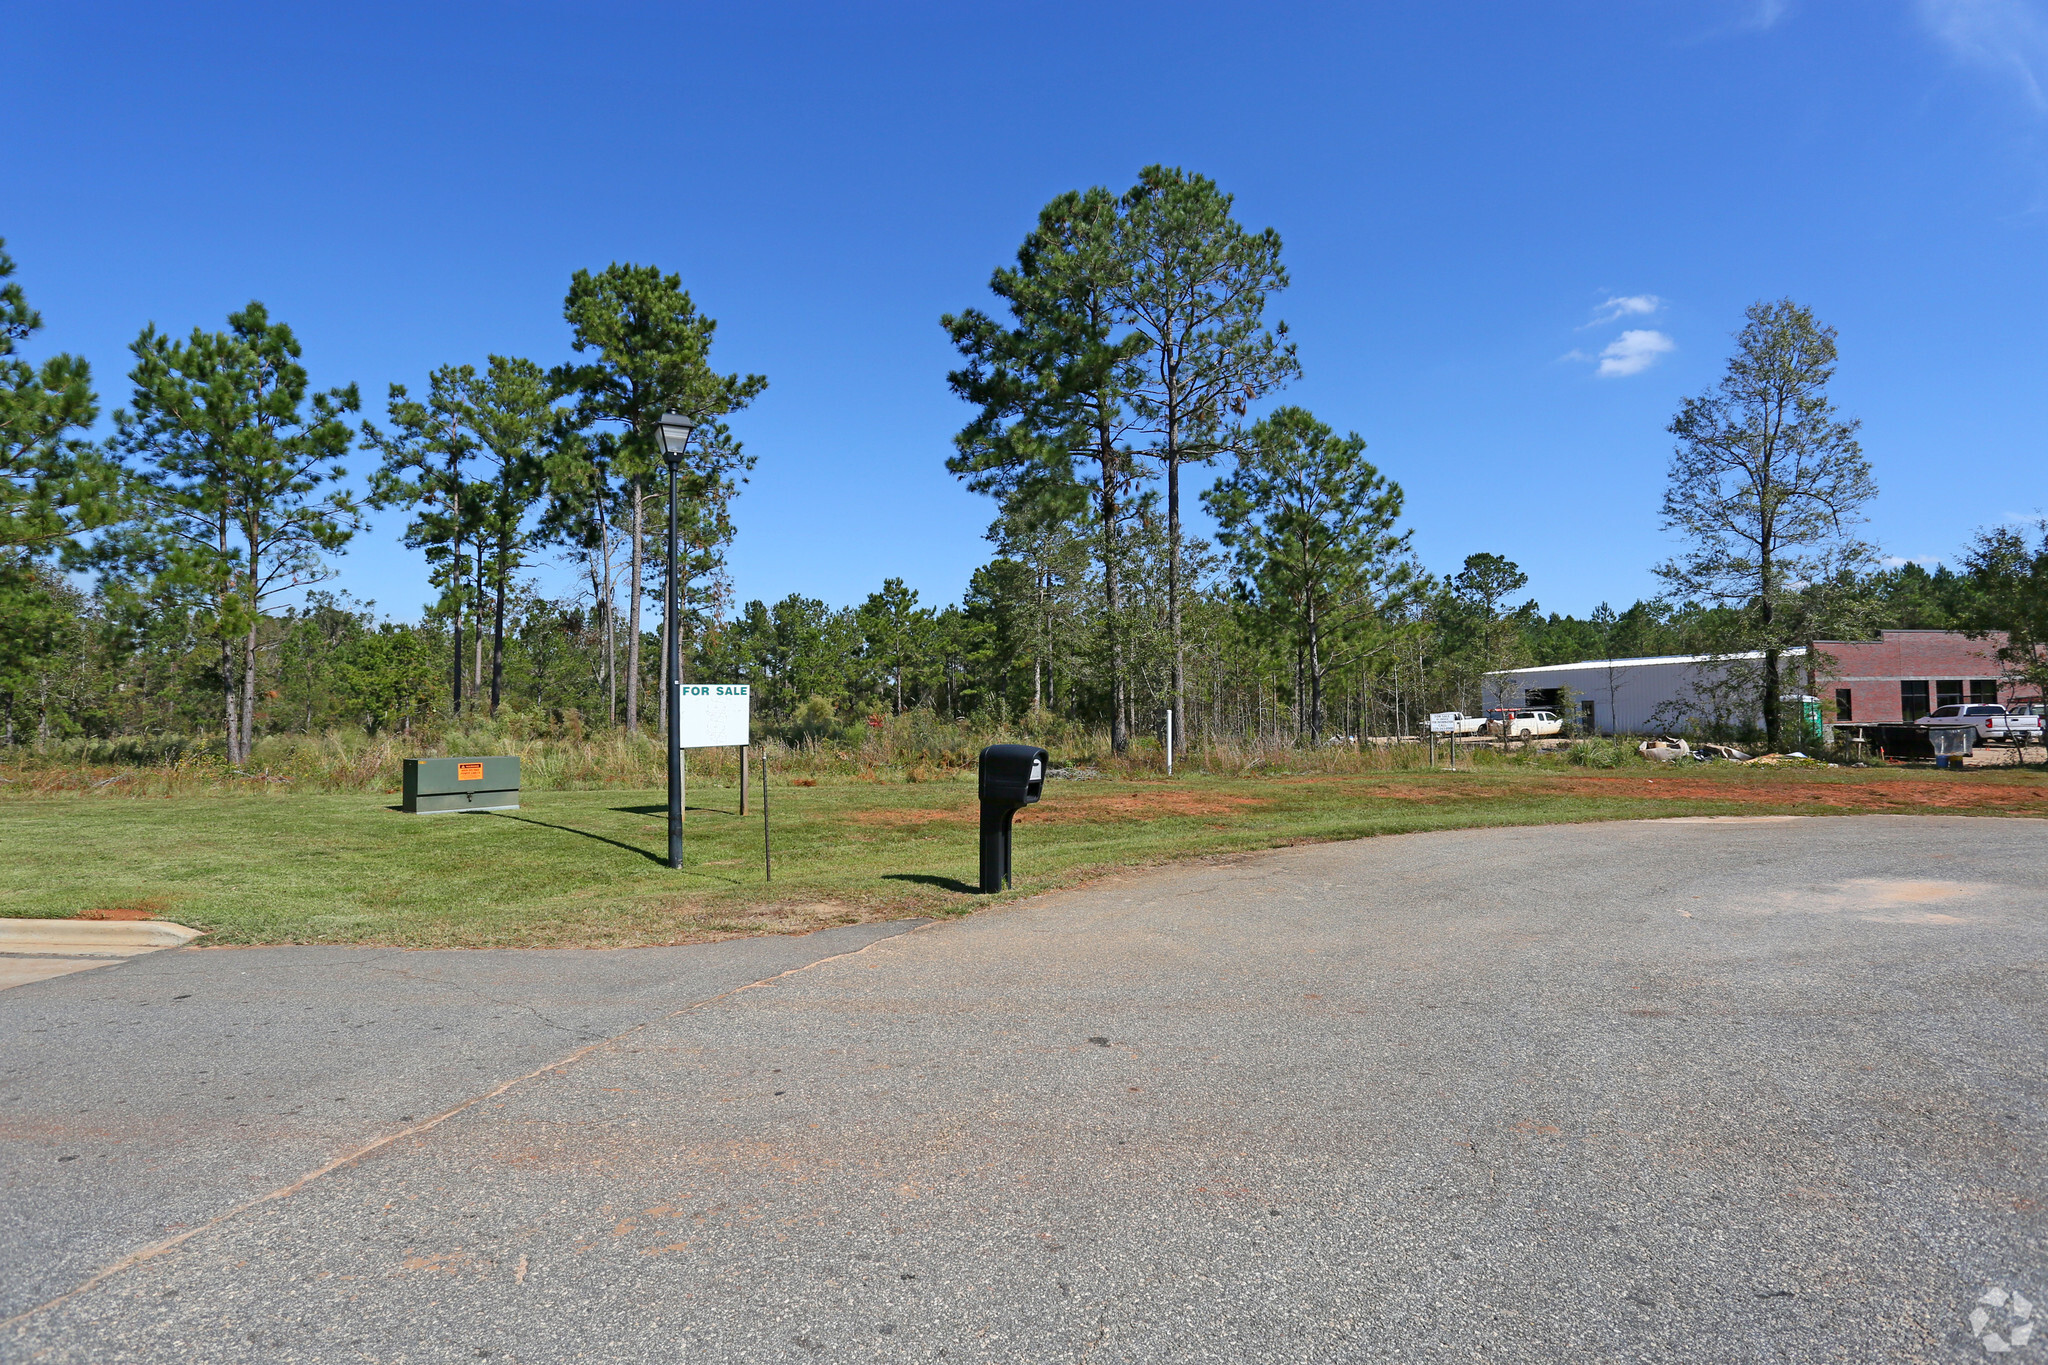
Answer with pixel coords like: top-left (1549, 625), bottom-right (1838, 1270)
top-left (1584, 294), bottom-right (1664, 327)
top-left (1595, 329), bottom-right (1676, 378)
top-left (1883, 555), bottom-right (1945, 567)
top-left (1744, 0), bottom-right (1793, 30)
top-left (1689, 0), bottom-right (1793, 42)
top-left (1919, 0), bottom-right (2048, 112)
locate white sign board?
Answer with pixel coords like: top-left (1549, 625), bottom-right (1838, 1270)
top-left (676, 684), bottom-right (751, 748)
top-left (1427, 712), bottom-right (1461, 734)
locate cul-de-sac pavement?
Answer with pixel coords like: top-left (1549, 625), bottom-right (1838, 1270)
top-left (4, 815), bottom-right (2043, 1363)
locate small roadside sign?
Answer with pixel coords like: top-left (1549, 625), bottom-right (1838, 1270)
top-left (676, 684), bottom-right (751, 748)
top-left (1427, 712), bottom-right (1460, 734)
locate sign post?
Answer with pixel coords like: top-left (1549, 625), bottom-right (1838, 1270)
top-left (1427, 712), bottom-right (1459, 772)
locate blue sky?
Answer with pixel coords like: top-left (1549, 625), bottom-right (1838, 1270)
top-left (7, 1), bottom-right (2046, 621)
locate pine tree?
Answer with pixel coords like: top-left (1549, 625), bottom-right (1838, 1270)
top-left (1660, 300), bottom-right (1875, 749)
top-left (0, 239), bottom-right (104, 559)
top-left (363, 365), bottom-right (487, 716)
top-left (1114, 167), bottom-right (1298, 754)
top-left (117, 303), bottom-right (359, 763)
top-left (555, 264), bottom-right (765, 734)
top-left (945, 188), bottom-right (1146, 750)
top-left (1205, 407), bottom-right (1419, 744)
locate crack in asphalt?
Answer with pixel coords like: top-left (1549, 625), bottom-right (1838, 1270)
top-left (359, 962), bottom-right (609, 1039)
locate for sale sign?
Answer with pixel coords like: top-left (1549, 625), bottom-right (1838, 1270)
top-left (675, 684), bottom-right (751, 748)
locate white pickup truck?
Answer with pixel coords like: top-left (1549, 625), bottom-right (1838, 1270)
top-left (1426, 712), bottom-right (1490, 736)
top-left (1915, 704), bottom-right (2045, 744)
top-left (1488, 708), bottom-right (1565, 739)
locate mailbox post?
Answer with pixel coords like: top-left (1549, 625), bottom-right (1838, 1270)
top-left (977, 743), bottom-right (1048, 893)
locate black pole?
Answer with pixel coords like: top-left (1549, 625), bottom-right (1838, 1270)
top-left (979, 805), bottom-right (1014, 893)
top-left (665, 454), bottom-right (682, 871)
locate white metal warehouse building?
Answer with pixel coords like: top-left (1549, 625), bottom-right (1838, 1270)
top-left (1482, 649), bottom-right (1807, 736)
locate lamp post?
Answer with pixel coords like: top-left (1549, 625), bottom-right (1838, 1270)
top-left (655, 411), bottom-right (696, 870)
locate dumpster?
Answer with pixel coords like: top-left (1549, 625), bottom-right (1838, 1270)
top-left (1854, 723), bottom-right (1935, 760)
top-left (402, 756), bottom-right (521, 814)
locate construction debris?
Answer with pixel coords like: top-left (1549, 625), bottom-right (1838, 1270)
top-left (1694, 743), bottom-right (1752, 761)
top-left (1631, 737), bottom-right (1832, 765)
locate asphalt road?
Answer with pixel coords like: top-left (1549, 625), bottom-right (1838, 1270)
top-left (3, 815), bottom-right (2044, 1363)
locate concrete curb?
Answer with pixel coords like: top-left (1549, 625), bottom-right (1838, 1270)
top-left (0, 918), bottom-right (204, 952)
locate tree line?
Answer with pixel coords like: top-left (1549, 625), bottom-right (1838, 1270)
top-left (7, 172), bottom-right (2048, 759)
top-left (2, 250), bottom-right (763, 759)
top-left (930, 173), bottom-right (2033, 754)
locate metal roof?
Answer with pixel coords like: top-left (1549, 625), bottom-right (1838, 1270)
top-left (1483, 647), bottom-right (1808, 678)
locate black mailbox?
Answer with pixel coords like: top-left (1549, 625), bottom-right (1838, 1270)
top-left (977, 743), bottom-right (1048, 893)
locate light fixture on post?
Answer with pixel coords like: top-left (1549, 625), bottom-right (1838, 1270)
top-left (655, 411), bottom-right (696, 871)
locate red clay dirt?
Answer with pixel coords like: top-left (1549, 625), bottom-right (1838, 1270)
top-left (1249, 769), bottom-right (2045, 814)
top-left (853, 788), bottom-right (1276, 829)
top-left (1507, 772), bottom-right (2048, 812)
top-left (849, 768), bottom-right (2044, 831)
top-left (76, 899), bottom-right (173, 921)
top-left (1018, 789), bottom-right (1274, 823)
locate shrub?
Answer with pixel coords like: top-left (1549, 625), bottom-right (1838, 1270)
top-left (1566, 738), bottom-right (1635, 769)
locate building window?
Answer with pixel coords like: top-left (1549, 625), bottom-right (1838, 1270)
top-left (1936, 679), bottom-right (1964, 709)
top-left (1836, 688), bottom-right (1853, 722)
top-left (1971, 679), bottom-right (1999, 705)
top-left (1581, 699), bottom-right (1597, 733)
top-left (1902, 680), bottom-right (1930, 721)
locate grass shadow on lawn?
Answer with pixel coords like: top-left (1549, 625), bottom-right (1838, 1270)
top-left (488, 812), bottom-right (668, 866)
top-left (610, 803), bottom-right (740, 817)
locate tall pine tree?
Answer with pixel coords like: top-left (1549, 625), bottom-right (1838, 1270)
top-left (555, 264), bottom-right (765, 735)
top-left (118, 303), bottom-right (359, 763)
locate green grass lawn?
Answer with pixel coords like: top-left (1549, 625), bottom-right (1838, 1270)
top-left (3, 765), bottom-right (2043, 947)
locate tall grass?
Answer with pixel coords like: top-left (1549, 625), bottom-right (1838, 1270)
top-left (0, 707), bottom-right (1463, 798)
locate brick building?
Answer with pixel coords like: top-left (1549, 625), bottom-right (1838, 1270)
top-left (1815, 629), bottom-right (2036, 723)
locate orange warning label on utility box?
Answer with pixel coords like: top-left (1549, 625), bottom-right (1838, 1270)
top-left (457, 762), bottom-right (484, 782)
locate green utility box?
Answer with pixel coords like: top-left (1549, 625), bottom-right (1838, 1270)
top-left (401, 756), bottom-right (520, 814)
